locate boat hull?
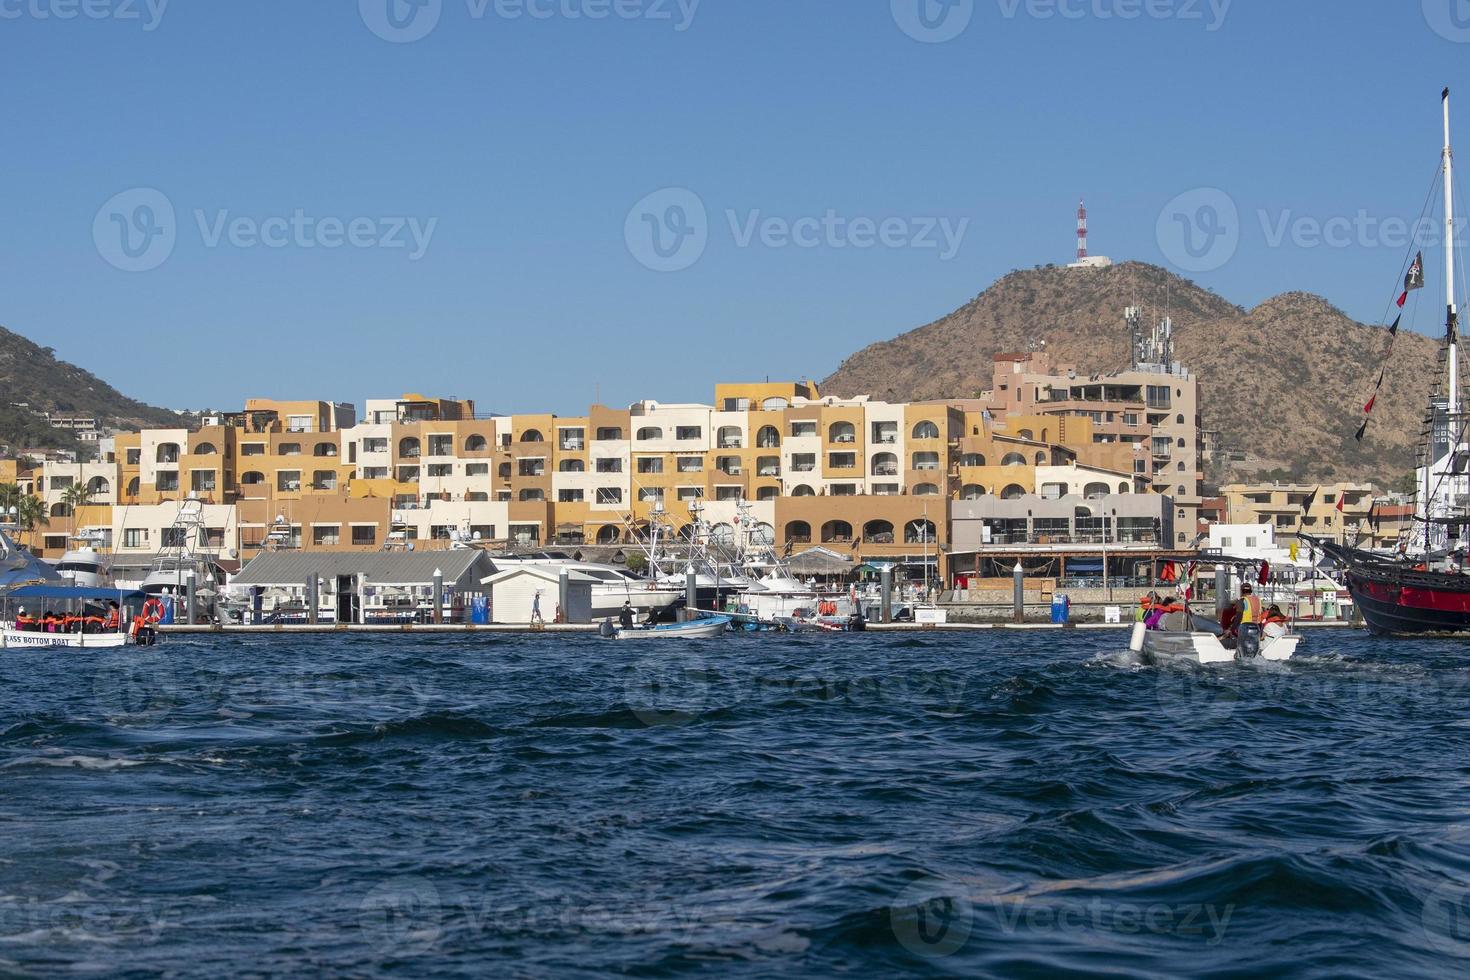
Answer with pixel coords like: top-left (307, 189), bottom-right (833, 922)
top-left (1140, 629), bottom-right (1298, 665)
top-left (1347, 570), bottom-right (1470, 635)
top-left (614, 616), bottom-right (730, 640)
top-left (2, 630), bottom-right (131, 649)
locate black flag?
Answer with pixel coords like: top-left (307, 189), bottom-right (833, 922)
top-left (1389, 314), bottom-right (1401, 336)
top-left (1355, 419), bottom-right (1369, 442)
top-left (1406, 252), bottom-right (1426, 292)
top-left (1369, 503), bottom-right (1381, 533)
top-left (1302, 487), bottom-right (1320, 512)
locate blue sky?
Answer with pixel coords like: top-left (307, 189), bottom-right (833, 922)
top-left (3, 0), bottom-right (1467, 415)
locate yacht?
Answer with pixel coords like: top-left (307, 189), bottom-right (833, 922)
top-left (53, 527), bottom-right (113, 588)
top-left (137, 498), bottom-right (222, 598)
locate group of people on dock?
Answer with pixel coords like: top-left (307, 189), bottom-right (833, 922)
top-left (13, 602), bottom-right (122, 634)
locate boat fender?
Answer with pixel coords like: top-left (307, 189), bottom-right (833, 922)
top-left (1128, 621), bottom-right (1146, 653)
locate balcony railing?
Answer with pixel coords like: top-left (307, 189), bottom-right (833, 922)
top-left (871, 465), bottom-right (899, 476)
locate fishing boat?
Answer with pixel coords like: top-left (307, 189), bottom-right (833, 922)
top-left (53, 527), bottom-right (112, 588)
top-left (1324, 89), bottom-right (1470, 635)
top-left (605, 614), bottom-right (731, 640)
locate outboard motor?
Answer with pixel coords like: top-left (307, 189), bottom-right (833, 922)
top-left (1237, 622), bottom-right (1261, 659)
top-left (598, 619), bottom-right (616, 639)
top-left (848, 611), bottom-right (867, 633)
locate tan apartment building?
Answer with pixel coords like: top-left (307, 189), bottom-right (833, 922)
top-left (1220, 482), bottom-right (1374, 546)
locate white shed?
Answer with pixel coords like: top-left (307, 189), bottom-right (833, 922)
top-left (483, 567), bottom-right (596, 625)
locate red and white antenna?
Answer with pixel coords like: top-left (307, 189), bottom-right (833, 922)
top-left (1076, 198), bottom-right (1088, 262)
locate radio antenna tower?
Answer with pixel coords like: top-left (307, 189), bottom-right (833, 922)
top-left (1076, 199), bottom-right (1088, 262)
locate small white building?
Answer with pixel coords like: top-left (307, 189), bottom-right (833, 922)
top-left (483, 566), bottom-right (595, 625)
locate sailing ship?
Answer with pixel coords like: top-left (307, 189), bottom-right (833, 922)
top-left (1320, 88), bottom-right (1470, 635)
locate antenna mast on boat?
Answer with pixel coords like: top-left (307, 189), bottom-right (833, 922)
top-left (1445, 87), bottom-right (1459, 417)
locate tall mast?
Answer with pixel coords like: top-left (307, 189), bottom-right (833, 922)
top-left (1446, 88), bottom-right (1458, 416)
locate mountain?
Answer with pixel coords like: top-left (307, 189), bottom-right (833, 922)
top-left (0, 324), bottom-right (183, 452)
top-left (822, 261), bottom-right (1436, 489)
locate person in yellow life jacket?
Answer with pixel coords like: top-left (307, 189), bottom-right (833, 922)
top-left (14, 607), bottom-right (35, 631)
top-left (1238, 583), bottom-right (1263, 625)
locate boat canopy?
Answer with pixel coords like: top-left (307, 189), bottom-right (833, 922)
top-left (6, 585), bottom-right (147, 601)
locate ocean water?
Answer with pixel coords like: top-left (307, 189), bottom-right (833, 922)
top-left (2, 630), bottom-right (1470, 978)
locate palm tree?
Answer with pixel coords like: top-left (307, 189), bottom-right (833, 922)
top-left (59, 482), bottom-right (94, 518)
top-left (15, 496), bottom-right (48, 533)
top-left (0, 483), bottom-right (23, 517)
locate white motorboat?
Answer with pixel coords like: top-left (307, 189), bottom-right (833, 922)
top-left (1131, 613), bottom-right (1299, 665)
top-left (53, 528), bottom-right (112, 588)
top-left (608, 615), bottom-right (731, 640)
top-left (138, 499), bottom-right (220, 597)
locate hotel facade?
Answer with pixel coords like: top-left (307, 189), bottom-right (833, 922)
top-left (14, 364), bottom-right (1202, 582)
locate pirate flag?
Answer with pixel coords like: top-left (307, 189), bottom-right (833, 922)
top-left (1398, 252), bottom-right (1426, 308)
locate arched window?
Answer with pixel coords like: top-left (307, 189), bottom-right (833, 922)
top-left (1084, 482), bottom-right (1110, 499)
top-left (1177, 462), bottom-right (1186, 472)
top-left (821, 520), bottom-right (854, 543)
top-left (464, 434), bottom-right (488, 452)
top-left (519, 488), bottom-right (545, 502)
top-left (912, 451), bottom-right (941, 471)
top-left (398, 437), bottom-right (421, 458)
top-left (1118, 483), bottom-right (1130, 494)
top-left (194, 442), bottom-right (217, 456)
top-left (961, 484), bottom-right (987, 500)
top-left (314, 442), bottom-right (337, 457)
top-left (913, 483), bottom-right (941, 496)
top-left (1001, 453), bottom-right (1027, 467)
top-left (559, 459), bottom-right (585, 472)
top-left (961, 453), bottom-right (986, 467)
top-left (126, 477), bottom-right (139, 497)
top-left (756, 426), bottom-right (781, 449)
top-left (756, 486), bottom-right (778, 501)
top-left (829, 421), bottom-right (856, 444)
top-left (762, 397), bottom-right (789, 411)
top-left (1177, 438), bottom-right (1186, 448)
top-left (1035, 452), bottom-right (1047, 465)
top-left (863, 520), bottom-right (895, 543)
top-left (50, 502), bottom-right (68, 517)
top-left (912, 420), bottom-right (941, 440)
top-left (1001, 484), bottom-right (1026, 500)
top-left (497, 462), bottom-right (511, 479)
top-left (905, 519), bottom-right (937, 544)
top-left (1177, 414), bottom-right (1185, 425)
top-left (86, 476), bottom-right (110, 496)
top-left (791, 485), bottom-right (816, 497)
top-left (156, 443), bottom-right (180, 464)
top-left (597, 525), bottom-right (621, 545)
top-left (241, 471), bottom-right (265, 486)
top-left (521, 429), bottom-right (544, 443)
top-left (785, 520), bottom-right (812, 543)
top-left (1017, 429), bottom-right (1034, 441)
top-left (636, 427), bottom-right (663, 441)
top-left (871, 452), bottom-right (899, 476)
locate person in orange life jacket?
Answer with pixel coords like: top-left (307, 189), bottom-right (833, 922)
top-left (14, 607), bottom-right (35, 631)
top-left (104, 602), bottom-right (120, 631)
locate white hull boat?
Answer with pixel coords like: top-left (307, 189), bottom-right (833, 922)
top-left (611, 615), bottom-right (731, 640)
top-left (1131, 620), bottom-right (1299, 665)
top-left (1, 629), bottom-right (131, 650)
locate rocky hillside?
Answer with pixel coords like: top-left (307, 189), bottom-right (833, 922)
top-left (0, 324), bottom-right (182, 452)
top-left (822, 262), bottom-right (1435, 489)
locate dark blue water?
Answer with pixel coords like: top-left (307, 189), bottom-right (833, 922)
top-left (3, 631), bottom-right (1470, 977)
